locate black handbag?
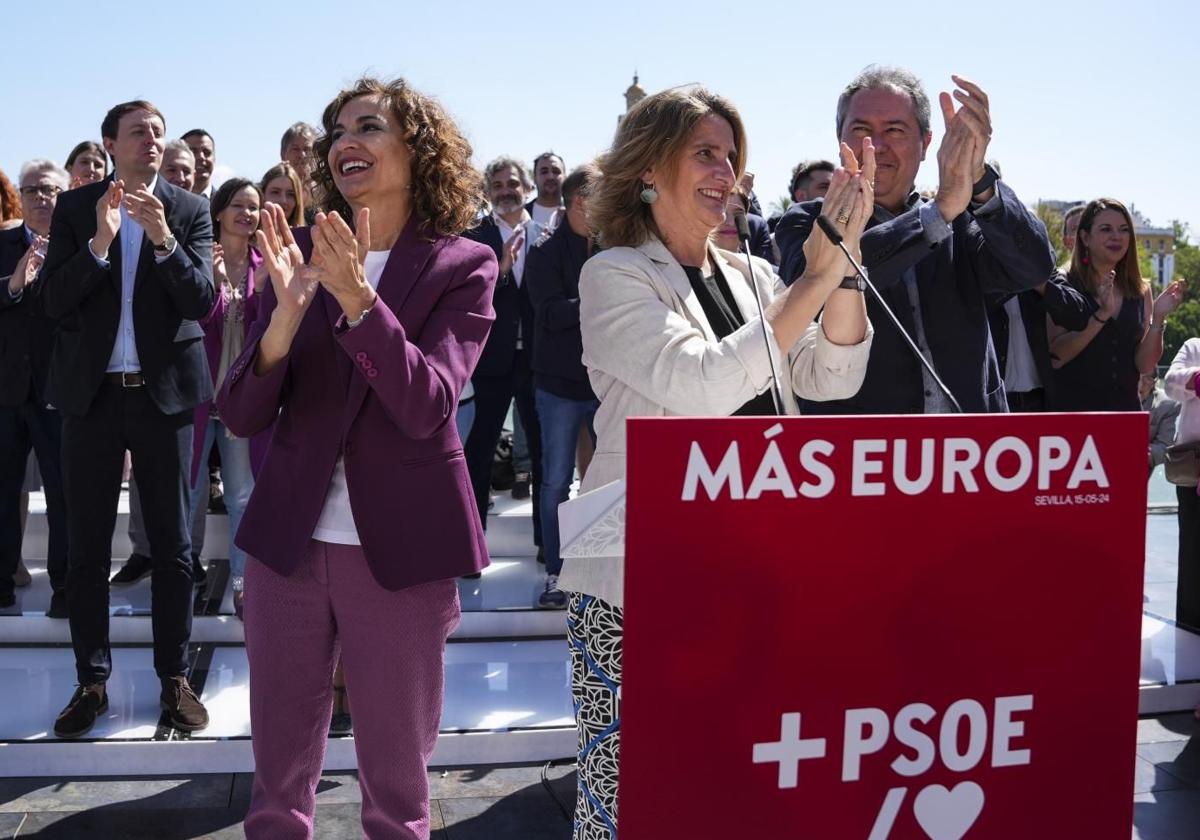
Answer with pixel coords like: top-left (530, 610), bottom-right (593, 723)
top-left (1165, 441), bottom-right (1200, 487)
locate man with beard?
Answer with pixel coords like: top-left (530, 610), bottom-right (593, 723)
top-left (40, 100), bottom-right (213, 737)
top-left (776, 65), bottom-right (1056, 414)
top-left (526, 152), bottom-right (564, 229)
top-left (463, 157), bottom-right (546, 560)
top-left (0, 160), bottom-right (71, 616)
top-left (181, 129), bottom-right (216, 199)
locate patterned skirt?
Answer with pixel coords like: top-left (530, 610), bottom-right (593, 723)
top-left (568, 592), bottom-right (623, 840)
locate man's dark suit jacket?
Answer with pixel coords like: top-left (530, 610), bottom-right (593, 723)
top-left (987, 281), bottom-right (1094, 408)
top-left (524, 220), bottom-right (594, 399)
top-left (464, 215), bottom-right (534, 378)
top-left (0, 227), bottom-right (57, 407)
top-left (40, 176), bottom-right (214, 417)
top-left (776, 182), bottom-right (1056, 414)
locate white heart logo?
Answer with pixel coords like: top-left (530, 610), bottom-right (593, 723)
top-left (912, 782), bottom-right (985, 840)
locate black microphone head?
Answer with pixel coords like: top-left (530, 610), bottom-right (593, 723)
top-left (815, 213), bottom-right (844, 245)
top-left (734, 212), bottom-right (751, 242)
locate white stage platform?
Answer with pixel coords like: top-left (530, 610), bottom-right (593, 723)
top-left (2, 491), bottom-right (1198, 777)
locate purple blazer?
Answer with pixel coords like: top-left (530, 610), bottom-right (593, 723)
top-left (192, 247), bottom-right (268, 485)
top-left (216, 214), bottom-right (498, 590)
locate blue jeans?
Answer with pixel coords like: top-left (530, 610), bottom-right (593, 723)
top-left (535, 389), bottom-right (598, 576)
top-left (189, 418), bottom-right (253, 579)
top-left (456, 398), bottom-right (475, 445)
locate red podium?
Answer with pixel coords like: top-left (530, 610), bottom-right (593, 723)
top-left (620, 414), bottom-right (1147, 839)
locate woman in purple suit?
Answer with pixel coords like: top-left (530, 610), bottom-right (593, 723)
top-left (218, 77), bottom-right (497, 840)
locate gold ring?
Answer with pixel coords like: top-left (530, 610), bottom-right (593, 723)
top-left (835, 210), bottom-right (851, 225)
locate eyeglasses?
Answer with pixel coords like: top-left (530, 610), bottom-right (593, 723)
top-left (20, 185), bottom-right (63, 200)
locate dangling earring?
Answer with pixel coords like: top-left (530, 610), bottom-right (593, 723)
top-left (1081, 243), bottom-right (1089, 266)
top-left (640, 182), bottom-right (658, 204)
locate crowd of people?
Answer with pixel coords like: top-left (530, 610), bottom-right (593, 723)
top-left (0, 63), bottom-right (1196, 839)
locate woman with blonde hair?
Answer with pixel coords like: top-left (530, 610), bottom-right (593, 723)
top-left (1048, 197), bottom-right (1184, 410)
top-left (259, 161), bottom-right (306, 227)
top-left (560, 85), bottom-right (875, 838)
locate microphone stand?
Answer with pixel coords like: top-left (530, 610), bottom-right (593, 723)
top-left (815, 214), bottom-right (962, 413)
top-left (735, 214), bottom-right (785, 415)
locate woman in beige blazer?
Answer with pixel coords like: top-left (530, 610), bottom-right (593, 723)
top-left (561, 86), bottom-right (875, 839)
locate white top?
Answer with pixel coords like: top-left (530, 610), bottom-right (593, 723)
top-left (556, 238), bottom-right (874, 607)
top-left (529, 202), bottom-right (559, 228)
top-left (311, 250), bottom-right (390, 545)
top-left (494, 211), bottom-right (538, 286)
top-left (1002, 296), bottom-right (1041, 393)
top-left (1166, 338), bottom-right (1200, 445)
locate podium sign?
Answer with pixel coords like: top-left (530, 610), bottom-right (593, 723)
top-left (621, 414), bottom-right (1146, 839)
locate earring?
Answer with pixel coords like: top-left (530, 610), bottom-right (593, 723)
top-left (639, 182), bottom-right (658, 204)
top-left (1081, 244), bottom-right (1089, 266)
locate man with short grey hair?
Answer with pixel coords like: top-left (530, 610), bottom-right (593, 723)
top-left (1, 159), bottom-right (72, 616)
top-left (777, 65), bottom-right (1058, 414)
top-left (161, 140), bottom-right (195, 192)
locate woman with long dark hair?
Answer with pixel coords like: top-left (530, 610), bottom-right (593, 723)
top-left (1048, 198), bottom-right (1184, 410)
top-left (192, 178), bottom-right (265, 619)
top-left (218, 76), bottom-right (495, 839)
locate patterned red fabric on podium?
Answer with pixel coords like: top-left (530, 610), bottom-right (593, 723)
top-left (621, 413), bottom-right (1146, 839)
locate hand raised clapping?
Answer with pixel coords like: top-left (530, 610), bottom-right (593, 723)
top-left (934, 75), bottom-right (993, 223)
top-left (1153, 278), bottom-right (1186, 320)
top-left (255, 203), bottom-right (321, 320)
top-left (123, 188), bottom-right (172, 247)
top-left (801, 139), bottom-right (875, 282)
top-left (309, 207), bottom-right (373, 310)
top-left (7, 237), bottom-right (47, 296)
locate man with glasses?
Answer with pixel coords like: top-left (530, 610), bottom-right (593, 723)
top-left (0, 161), bottom-right (70, 616)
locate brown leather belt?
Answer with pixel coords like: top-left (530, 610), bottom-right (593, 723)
top-left (103, 372), bottom-right (145, 387)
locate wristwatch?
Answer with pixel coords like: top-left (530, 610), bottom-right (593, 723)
top-left (345, 306), bottom-right (372, 329)
top-left (971, 163), bottom-right (1000, 199)
top-left (839, 275), bottom-right (865, 292)
top-left (154, 233), bottom-right (176, 255)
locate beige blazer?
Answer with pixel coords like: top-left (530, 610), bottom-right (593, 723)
top-left (558, 236), bottom-right (873, 606)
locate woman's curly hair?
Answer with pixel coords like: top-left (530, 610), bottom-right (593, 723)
top-left (0, 168), bottom-right (21, 223)
top-left (312, 77), bottom-right (484, 238)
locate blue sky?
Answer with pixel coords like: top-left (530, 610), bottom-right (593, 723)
top-left (5, 0), bottom-right (1196, 238)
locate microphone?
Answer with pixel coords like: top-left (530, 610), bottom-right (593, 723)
top-left (735, 213), bottom-right (785, 415)
top-left (815, 214), bottom-right (963, 413)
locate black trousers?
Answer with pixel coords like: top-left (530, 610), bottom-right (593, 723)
top-left (62, 382), bottom-right (195, 684)
top-left (0, 396), bottom-right (67, 598)
top-left (1177, 485), bottom-right (1200, 633)
top-left (464, 349), bottom-right (542, 546)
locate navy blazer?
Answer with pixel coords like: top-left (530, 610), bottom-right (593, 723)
top-left (987, 278), bottom-right (1094, 408)
top-left (776, 182), bottom-right (1055, 414)
top-left (524, 220), bottom-right (594, 398)
top-left (40, 176), bottom-right (215, 416)
top-left (464, 215), bottom-right (535, 378)
top-left (0, 226), bottom-right (57, 407)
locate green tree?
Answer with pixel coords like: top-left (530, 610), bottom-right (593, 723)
top-left (1163, 299), bottom-right (1200, 366)
top-left (769, 194), bottom-right (794, 218)
top-left (1036, 202), bottom-right (1067, 266)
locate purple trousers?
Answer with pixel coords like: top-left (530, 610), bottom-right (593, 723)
top-left (243, 541), bottom-right (460, 839)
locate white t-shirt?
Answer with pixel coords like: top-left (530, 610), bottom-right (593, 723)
top-left (1002, 296), bottom-right (1042, 394)
top-left (529, 202), bottom-right (560, 229)
top-left (311, 250), bottom-right (390, 545)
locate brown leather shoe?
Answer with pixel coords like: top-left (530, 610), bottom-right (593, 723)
top-left (54, 683), bottom-right (108, 738)
top-left (160, 676), bottom-right (209, 732)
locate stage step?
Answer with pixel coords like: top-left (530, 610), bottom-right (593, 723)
top-left (0, 640), bottom-right (575, 777)
top-left (21, 490), bottom-right (537, 560)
